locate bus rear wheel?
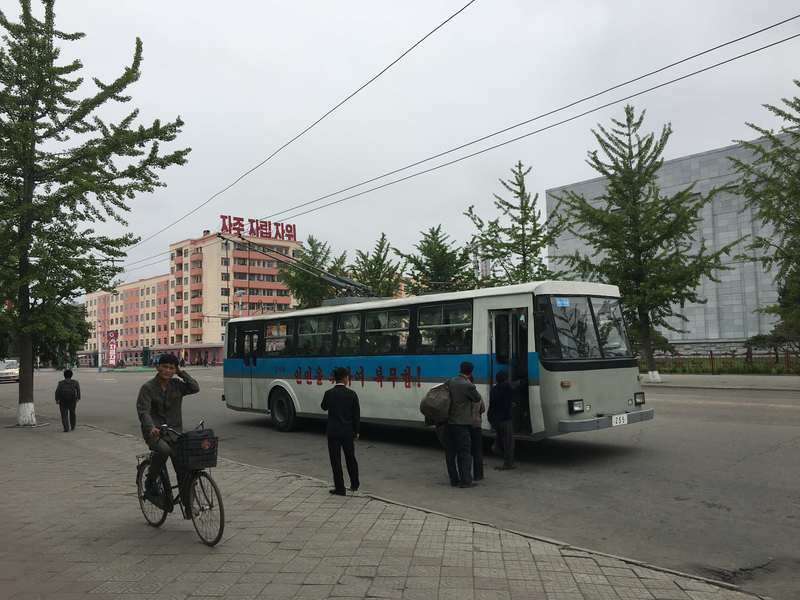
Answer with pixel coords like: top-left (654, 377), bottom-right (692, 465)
top-left (270, 388), bottom-right (296, 432)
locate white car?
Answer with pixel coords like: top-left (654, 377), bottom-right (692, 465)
top-left (0, 359), bottom-right (20, 383)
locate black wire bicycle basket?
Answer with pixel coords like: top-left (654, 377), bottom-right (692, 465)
top-left (173, 429), bottom-right (218, 469)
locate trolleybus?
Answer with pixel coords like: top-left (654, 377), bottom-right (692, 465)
top-left (222, 281), bottom-right (653, 439)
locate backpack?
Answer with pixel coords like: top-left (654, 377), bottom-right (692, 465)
top-left (419, 381), bottom-right (451, 425)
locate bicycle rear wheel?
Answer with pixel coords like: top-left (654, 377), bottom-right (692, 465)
top-left (136, 459), bottom-right (168, 527)
top-left (189, 471), bottom-right (225, 546)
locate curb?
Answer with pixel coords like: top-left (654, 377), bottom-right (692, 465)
top-left (642, 383), bottom-right (800, 392)
top-left (12, 412), bottom-right (765, 599)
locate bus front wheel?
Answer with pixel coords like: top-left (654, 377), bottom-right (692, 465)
top-left (270, 388), bottom-right (296, 432)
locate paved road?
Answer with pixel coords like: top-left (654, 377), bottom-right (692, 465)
top-left (2, 368), bottom-right (798, 599)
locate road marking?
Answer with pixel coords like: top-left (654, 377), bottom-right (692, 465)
top-left (655, 397), bottom-right (800, 410)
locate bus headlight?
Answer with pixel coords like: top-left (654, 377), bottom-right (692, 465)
top-left (568, 399), bottom-right (584, 414)
top-left (634, 392), bottom-right (645, 405)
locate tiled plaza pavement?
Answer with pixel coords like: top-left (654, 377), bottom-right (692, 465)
top-left (0, 410), bottom-right (767, 600)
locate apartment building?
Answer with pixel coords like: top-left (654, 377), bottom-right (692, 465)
top-left (80, 217), bottom-right (300, 367)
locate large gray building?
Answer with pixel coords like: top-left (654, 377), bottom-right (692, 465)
top-left (545, 139), bottom-right (778, 350)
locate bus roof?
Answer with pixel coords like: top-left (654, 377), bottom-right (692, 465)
top-left (229, 280), bottom-right (620, 324)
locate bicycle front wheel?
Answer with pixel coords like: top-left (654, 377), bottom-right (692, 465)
top-left (136, 459), bottom-right (168, 527)
top-left (189, 471), bottom-right (225, 546)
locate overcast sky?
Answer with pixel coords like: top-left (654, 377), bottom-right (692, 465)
top-left (38, 0), bottom-right (800, 280)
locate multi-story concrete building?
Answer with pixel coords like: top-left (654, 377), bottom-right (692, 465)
top-left (545, 139), bottom-right (779, 351)
top-left (80, 218), bottom-right (300, 367)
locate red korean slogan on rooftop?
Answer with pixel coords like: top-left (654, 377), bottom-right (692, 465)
top-left (219, 215), bottom-right (297, 241)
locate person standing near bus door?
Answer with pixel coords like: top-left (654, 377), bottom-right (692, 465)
top-left (488, 370), bottom-right (516, 470)
top-left (55, 369), bottom-right (81, 432)
top-left (321, 367), bottom-right (361, 496)
top-left (447, 361), bottom-right (482, 488)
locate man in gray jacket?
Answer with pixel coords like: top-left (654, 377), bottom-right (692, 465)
top-left (446, 361), bottom-right (482, 488)
top-left (136, 354), bottom-right (200, 509)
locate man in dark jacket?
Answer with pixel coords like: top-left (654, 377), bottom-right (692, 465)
top-left (136, 354), bottom-right (200, 509)
top-left (446, 361), bottom-right (482, 488)
top-left (321, 367), bottom-right (361, 496)
top-left (55, 369), bottom-right (81, 432)
top-left (488, 370), bottom-right (517, 469)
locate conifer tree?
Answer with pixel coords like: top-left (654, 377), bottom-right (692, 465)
top-left (395, 225), bottom-right (475, 296)
top-left (278, 236), bottom-right (347, 308)
top-left (732, 79), bottom-right (800, 338)
top-left (349, 233), bottom-right (403, 297)
top-left (0, 1), bottom-right (190, 424)
top-left (555, 105), bottom-right (735, 382)
top-left (466, 161), bottom-right (565, 286)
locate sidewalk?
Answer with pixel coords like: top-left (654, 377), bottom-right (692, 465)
top-left (0, 411), bottom-right (768, 600)
top-left (641, 373), bottom-right (800, 391)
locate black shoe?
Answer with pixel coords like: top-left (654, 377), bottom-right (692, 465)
top-left (329, 489), bottom-right (346, 496)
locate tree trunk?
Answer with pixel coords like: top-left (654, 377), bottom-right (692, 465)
top-left (17, 126), bottom-right (37, 426)
top-left (638, 308), bottom-right (661, 383)
top-left (17, 331), bottom-right (36, 426)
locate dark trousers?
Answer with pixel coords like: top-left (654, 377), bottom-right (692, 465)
top-left (494, 420), bottom-right (515, 466)
top-left (58, 400), bottom-right (76, 431)
top-left (146, 437), bottom-right (191, 510)
top-left (328, 435), bottom-right (359, 492)
top-left (470, 426), bottom-right (484, 480)
top-left (446, 424), bottom-right (472, 485)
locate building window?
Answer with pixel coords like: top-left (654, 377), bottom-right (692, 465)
top-left (221, 288), bottom-right (229, 296)
top-left (221, 257), bottom-right (229, 266)
top-left (221, 273), bottom-right (229, 281)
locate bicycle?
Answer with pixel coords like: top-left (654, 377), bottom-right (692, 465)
top-left (135, 422), bottom-right (225, 546)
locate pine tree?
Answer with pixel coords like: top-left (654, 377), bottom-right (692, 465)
top-left (554, 105), bottom-right (736, 381)
top-left (278, 236), bottom-right (347, 308)
top-left (349, 233), bottom-right (403, 298)
top-left (395, 225), bottom-right (475, 296)
top-left (0, 1), bottom-right (190, 424)
top-left (466, 161), bottom-right (565, 286)
top-left (732, 79), bottom-right (800, 336)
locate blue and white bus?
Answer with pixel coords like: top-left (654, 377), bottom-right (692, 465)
top-left (223, 281), bottom-right (653, 439)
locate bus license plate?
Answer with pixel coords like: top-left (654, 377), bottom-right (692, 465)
top-left (611, 414), bottom-right (628, 427)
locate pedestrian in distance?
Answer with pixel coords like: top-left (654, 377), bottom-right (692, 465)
top-left (470, 395), bottom-right (486, 481)
top-left (321, 367), bottom-right (360, 496)
top-left (488, 370), bottom-right (516, 470)
top-left (136, 353), bottom-right (200, 511)
top-left (55, 369), bottom-right (80, 432)
top-left (446, 361), bottom-right (482, 488)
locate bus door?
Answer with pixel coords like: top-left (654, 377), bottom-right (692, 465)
top-left (241, 328), bottom-right (260, 409)
top-left (489, 309), bottom-right (532, 434)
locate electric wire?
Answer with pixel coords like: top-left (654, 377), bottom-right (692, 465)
top-left (127, 0), bottom-right (479, 252)
top-left (276, 32), bottom-right (800, 222)
top-left (122, 15), bottom-right (800, 270)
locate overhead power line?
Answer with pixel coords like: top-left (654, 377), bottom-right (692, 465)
top-left (128, 0), bottom-right (479, 252)
top-left (122, 14), bottom-right (800, 270)
top-left (276, 32), bottom-right (800, 222)
top-left (258, 13), bottom-right (800, 223)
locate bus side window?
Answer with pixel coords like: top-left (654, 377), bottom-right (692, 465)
top-left (234, 326), bottom-right (246, 358)
top-left (534, 296), bottom-right (560, 359)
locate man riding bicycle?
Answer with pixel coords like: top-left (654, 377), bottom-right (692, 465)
top-left (136, 354), bottom-right (200, 510)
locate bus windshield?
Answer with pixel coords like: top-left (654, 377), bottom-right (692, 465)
top-left (544, 295), bottom-right (632, 359)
